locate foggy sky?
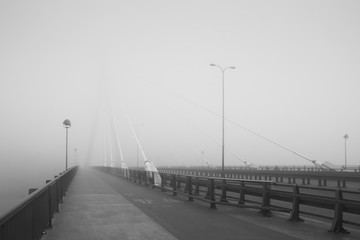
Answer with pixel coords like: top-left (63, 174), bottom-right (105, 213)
top-left (1, 1), bottom-right (360, 205)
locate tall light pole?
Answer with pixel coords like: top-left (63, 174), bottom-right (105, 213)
top-left (63, 119), bottom-right (71, 171)
top-left (210, 63), bottom-right (235, 177)
top-left (344, 134), bottom-right (348, 169)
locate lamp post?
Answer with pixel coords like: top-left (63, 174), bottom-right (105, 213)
top-left (210, 63), bottom-right (235, 177)
top-left (63, 119), bottom-right (71, 171)
top-left (343, 134), bottom-right (348, 169)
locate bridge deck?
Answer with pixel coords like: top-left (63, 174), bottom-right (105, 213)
top-left (42, 168), bottom-right (360, 240)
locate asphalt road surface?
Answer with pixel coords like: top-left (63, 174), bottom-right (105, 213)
top-left (43, 168), bottom-right (360, 240)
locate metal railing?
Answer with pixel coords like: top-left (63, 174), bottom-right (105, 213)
top-left (160, 168), bottom-right (360, 189)
top-left (95, 166), bottom-right (360, 234)
top-left (0, 166), bottom-right (78, 240)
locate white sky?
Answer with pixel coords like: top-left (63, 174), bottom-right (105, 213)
top-left (1, 0), bottom-right (360, 187)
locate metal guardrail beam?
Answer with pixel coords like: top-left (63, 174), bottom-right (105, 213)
top-left (160, 168), bottom-right (360, 189)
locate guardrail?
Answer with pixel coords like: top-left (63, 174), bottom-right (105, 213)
top-left (160, 168), bottom-right (360, 189)
top-left (95, 166), bottom-right (360, 234)
top-left (0, 166), bottom-right (78, 240)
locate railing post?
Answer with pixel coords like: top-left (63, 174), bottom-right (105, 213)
top-left (188, 176), bottom-right (193, 202)
top-left (172, 174), bottom-right (177, 196)
top-left (47, 185), bottom-right (53, 229)
top-left (209, 178), bottom-right (216, 209)
top-left (259, 182), bottom-right (271, 216)
top-left (330, 189), bottom-right (349, 233)
top-left (194, 177), bottom-right (200, 196)
top-left (138, 171), bottom-right (142, 184)
top-left (220, 179), bottom-right (228, 203)
top-left (59, 173), bottom-right (63, 203)
top-left (161, 173), bottom-right (165, 192)
top-left (289, 185), bottom-right (303, 221)
top-left (238, 181), bottom-right (245, 205)
top-left (177, 176), bottom-right (181, 190)
top-left (151, 172), bottom-right (155, 188)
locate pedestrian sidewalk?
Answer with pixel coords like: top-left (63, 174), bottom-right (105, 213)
top-left (41, 168), bottom-right (177, 240)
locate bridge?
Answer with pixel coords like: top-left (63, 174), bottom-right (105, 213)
top-left (1, 166), bottom-right (360, 240)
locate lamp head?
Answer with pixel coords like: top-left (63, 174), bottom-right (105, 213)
top-left (230, 66), bottom-right (236, 69)
top-left (210, 63), bottom-right (216, 67)
top-left (63, 119), bottom-right (71, 128)
top-left (344, 134), bottom-right (348, 139)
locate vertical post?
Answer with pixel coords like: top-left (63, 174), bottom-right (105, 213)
top-left (210, 64), bottom-right (235, 178)
top-left (65, 127), bottom-right (68, 171)
top-left (330, 189), bottom-right (349, 233)
top-left (188, 176), bottom-right (193, 201)
top-left (221, 69), bottom-right (225, 178)
top-left (259, 182), bottom-right (271, 216)
top-left (220, 179), bottom-right (228, 202)
top-left (210, 178), bottom-right (216, 209)
top-left (344, 134), bottom-right (348, 169)
top-left (194, 177), bottom-right (200, 195)
top-left (63, 119), bottom-right (71, 171)
top-left (238, 181), bottom-right (245, 205)
top-left (47, 186), bottom-right (53, 228)
top-left (289, 185), bottom-right (303, 221)
top-left (172, 174), bottom-right (177, 196)
top-left (161, 173), bottom-right (165, 192)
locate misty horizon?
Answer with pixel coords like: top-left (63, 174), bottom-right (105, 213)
top-left (1, 0), bottom-right (360, 214)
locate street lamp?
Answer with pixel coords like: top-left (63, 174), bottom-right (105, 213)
top-left (343, 134), bottom-right (348, 169)
top-left (63, 119), bottom-right (71, 171)
top-left (210, 63), bottom-right (236, 177)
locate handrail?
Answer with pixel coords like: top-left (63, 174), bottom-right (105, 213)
top-left (0, 166), bottom-right (78, 240)
top-left (160, 168), bottom-right (360, 188)
top-left (94, 166), bottom-right (360, 234)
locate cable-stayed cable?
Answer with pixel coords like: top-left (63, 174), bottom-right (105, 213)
top-left (147, 83), bottom-right (331, 168)
top-left (138, 83), bottom-right (253, 167)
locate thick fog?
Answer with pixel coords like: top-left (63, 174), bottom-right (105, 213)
top-left (1, 0), bottom-right (360, 213)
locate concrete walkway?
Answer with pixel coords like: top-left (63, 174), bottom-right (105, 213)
top-left (42, 168), bottom-right (360, 240)
top-left (41, 168), bottom-right (176, 240)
